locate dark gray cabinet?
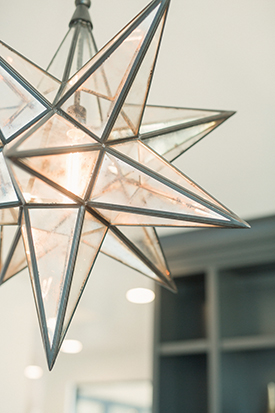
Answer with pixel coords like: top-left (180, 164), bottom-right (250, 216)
top-left (153, 216), bottom-right (275, 413)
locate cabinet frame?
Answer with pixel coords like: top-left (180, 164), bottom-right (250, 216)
top-left (153, 215), bottom-right (275, 413)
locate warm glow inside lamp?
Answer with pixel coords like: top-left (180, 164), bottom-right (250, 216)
top-left (0, 0), bottom-right (249, 369)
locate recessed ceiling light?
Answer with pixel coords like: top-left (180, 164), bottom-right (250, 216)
top-left (126, 288), bottom-right (155, 304)
top-left (24, 365), bottom-right (43, 380)
top-left (61, 339), bottom-right (83, 354)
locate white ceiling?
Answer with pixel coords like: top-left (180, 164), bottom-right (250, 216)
top-left (0, 0), bottom-right (275, 412)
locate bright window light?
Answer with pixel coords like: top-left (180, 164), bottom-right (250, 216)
top-left (24, 365), bottom-right (43, 380)
top-left (61, 339), bottom-right (83, 354)
top-left (126, 288), bottom-right (155, 304)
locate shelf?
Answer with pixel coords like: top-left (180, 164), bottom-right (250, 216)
top-left (221, 349), bottom-right (275, 413)
top-left (221, 334), bottom-right (275, 352)
top-left (160, 273), bottom-right (206, 342)
top-left (159, 339), bottom-right (208, 356)
top-left (159, 354), bottom-right (208, 413)
top-left (219, 262), bottom-right (275, 338)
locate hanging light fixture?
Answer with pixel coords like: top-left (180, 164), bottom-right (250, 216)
top-left (0, 0), bottom-right (249, 369)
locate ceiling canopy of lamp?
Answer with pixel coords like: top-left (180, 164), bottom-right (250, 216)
top-left (0, 0), bottom-right (248, 369)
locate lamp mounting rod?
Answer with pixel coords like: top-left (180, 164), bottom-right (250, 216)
top-left (70, 0), bottom-right (92, 28)
top-left (75, 0), bottom-right (91, 8)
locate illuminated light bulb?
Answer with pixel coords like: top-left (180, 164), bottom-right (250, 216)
top-left (24, 365), bottom-right (43, 380)
top-left (126, 288), bottom-right (155, 304)
top-left (61, 339), bottom-right (83, 354)
top-left (6, 56), bottom-right (13, 64)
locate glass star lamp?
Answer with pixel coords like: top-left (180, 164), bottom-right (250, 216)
top-left (0, 0), bottom-right (249, 369)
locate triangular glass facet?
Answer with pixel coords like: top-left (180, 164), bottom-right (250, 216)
top-left (101, 228), bottom-right (170, 286)
top-left (46, 26), bottom-right (77, 81)
top-left (107, 12), bottom-right (167, 141)
top-left (47, 21), bottom-right (97, 83)
top-left (61, 4), bottom-right (161, 139)
top-left (61, 211), bottom-right (107, 339)
top-left (21, 214), bottom-right (39, 312)
top-left (26, 207), bottom-right (79, 346)
top-left (1, 227), bottom-right (27, 284)
top-left (0, 42), bottom-right (60, 103)
top-left (16, 114), bottom-right (98, 152)
top-left (90, 153), bottom-right (229, 224)
top-left (142, 120), bottom-right (223, 161)
top-left (61, 92), bottom-right (111, 140)
top-left (111, 140), bottom-right (231, 213)
top-left (0, 65), bottom-right (47, 141)
top-left (117, 226), bottom-right (169, 276)
top-left (0, 225), bottom-right (15, 269)
top-left (0, 151), bottom-right (19, 205)
top-left (19, 150), bottom-right (100, 199)
top-left (0, 207), bottom-right (20, 225)
top-left (61, 1), bottom-right (162, 95)
top-left (10, 163), bottom-right (76, 204)
top-left (69, 22), bottom-right (98, 80)
top-left (139, 105), bottom-right (220, 135)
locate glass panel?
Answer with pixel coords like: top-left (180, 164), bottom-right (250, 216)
top-left (10, 163), bottom-right (76, 204)
top-left (61, 5), bottom-right (160, 139)
top-left (61, 211), bottom-right (107, 338)
top-left (27, 207), bottom-right (79, 345)
top-left (90, 153), bottom-right (228, 223)
top-left (0, 225), bottom-right (15, 281)
top-left (105, 112), bottom-right (134, 142)
top-left (0, 151), bottom-right (18, 205)
top-left (47, 26), bottom-right (76, 81)
top-left (17, 114), bottom-right (98, 151)
top-left (111, 140), bottom-right (229, 212)
top-left (0, 225), bottom-right (16, 262)
top-left (62, 91), bottom-right (112, 140)
top-left (69, 22), bottom-right (97, 79)
top-left (94, 207), bottom-right (219, 227)
top-left (108, 12), bottom-right (166, 141)
top-left (0, 65), bottom-right (47, 141)
top-left (61, 2), bottom-right (161, 93)
top-left (21, 213), bottom-right (40, 311)
top-left (140, 105), bottom-right (220, 135)
top-left (0, 207), bottom-right (19, 225)
top-left (21, 150), bottom-right (100, 199)
top-left (117, 226), bottom-right (169, 276)
top-left (0, 42), bottom-right (61, 103)
top-left (142, 120), bottom-right (223, 161)
top-left (2, 231), bottom-right (27, 283)
top-left (101, 228), bottom-right (165, 283)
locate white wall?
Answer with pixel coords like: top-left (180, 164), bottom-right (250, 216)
top-left (0, 0), bottom-right (274, 412)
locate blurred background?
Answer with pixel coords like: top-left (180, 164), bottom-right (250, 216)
top-left (0, 0), bottom-right (274, 412)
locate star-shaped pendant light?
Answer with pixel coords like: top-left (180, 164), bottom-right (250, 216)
top-left (0, 0), bottom-right (248, 369)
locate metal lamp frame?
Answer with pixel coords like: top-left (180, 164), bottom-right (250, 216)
top-left (0, 0), bottom-right (249, 369)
